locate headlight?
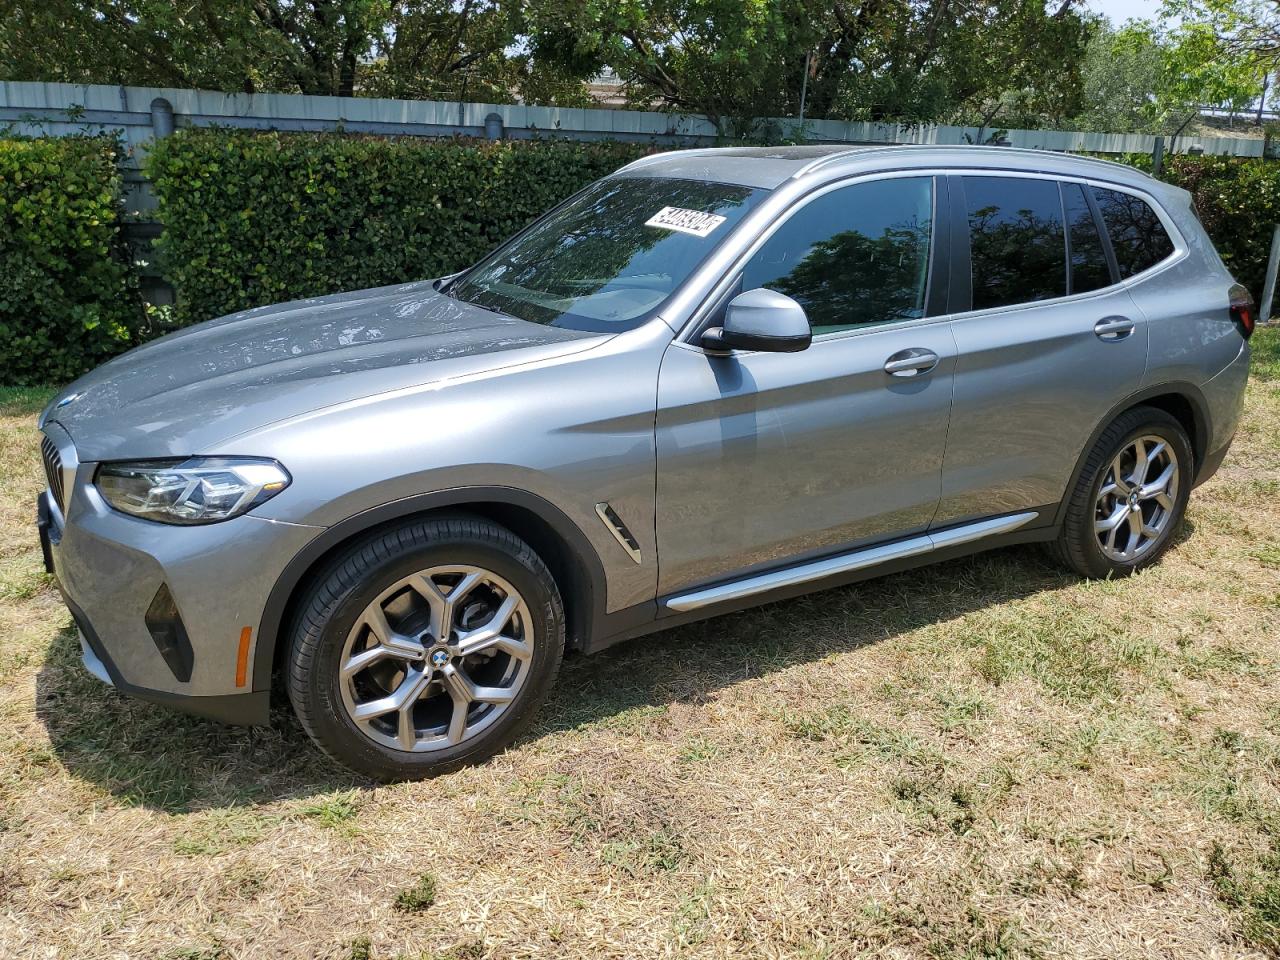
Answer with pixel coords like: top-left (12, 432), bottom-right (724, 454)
top-left (95, 457), bottom-right (291, 525)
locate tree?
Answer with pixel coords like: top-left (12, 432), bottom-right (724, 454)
top-left (0, 1), bottom-right (389, 96)
top-left (0, 0), bottom-right (576, 102)
top-left (1163, 0), bottom-right (1280, 67)
top-left (360, 1), bottom-right (523, 102)
top-left (0, 0), bottom-right (1102, 129)
top-left (1070, 12), bottom-right (1266, 136)
top-left (359, 1), bottom-right (595, 103)
top-left (916, 0), bottom-right (1093, 133)
top-left (523, 0), bottom-right (812, 128)
top-left (1073, 21), bottom-right (1168, 133)
top-left (523, 0), bottom-right (1094, 133)
top-left (1159, 15), bottom-right (1265, 141)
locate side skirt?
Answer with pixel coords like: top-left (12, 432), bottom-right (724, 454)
top-left (584, 510), bottom-right (1057, 655)
top-left (666, 511), bottom-right (1038, 613)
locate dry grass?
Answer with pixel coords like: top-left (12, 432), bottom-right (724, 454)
top-left (1, 333), bottom-right (1278, 960)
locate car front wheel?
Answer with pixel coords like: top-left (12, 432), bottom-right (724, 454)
top-left (286, 515), bottom-right (564, 781)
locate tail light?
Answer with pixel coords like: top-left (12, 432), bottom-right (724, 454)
top-left (1229, 283), bottom-right (1256, 340)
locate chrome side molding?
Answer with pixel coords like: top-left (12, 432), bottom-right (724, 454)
top-left (664, 511), bottom-right (1039, 613)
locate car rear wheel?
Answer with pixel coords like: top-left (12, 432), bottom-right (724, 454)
top-left (1050, 406), bottom-right (1193, 579)
top-left (286, 515), bottom-right (564, 781)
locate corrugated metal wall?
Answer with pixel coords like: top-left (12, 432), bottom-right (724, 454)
top-left (2, 81), bottom-right (1265, 168)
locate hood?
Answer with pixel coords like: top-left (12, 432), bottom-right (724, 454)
top-left (43, 280), bottom-right (604, 461)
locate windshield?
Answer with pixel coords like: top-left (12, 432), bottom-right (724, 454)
top-left (447, 176), bottom-right (767, 332)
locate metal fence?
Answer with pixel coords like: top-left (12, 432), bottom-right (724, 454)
top-left (3, 81), bottom-right (1269, 168)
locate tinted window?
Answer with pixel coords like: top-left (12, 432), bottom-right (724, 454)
top-left (1093, 187), bottom-right (1175, 278)
top-left (740, 177), bottom-right (933, 334)
top-left (964, 176), bottom-right (1066, 310)
top-left (1063, 182), bottom-right (1112, 294)
top-left (449, 176), bottom-right (765, 332)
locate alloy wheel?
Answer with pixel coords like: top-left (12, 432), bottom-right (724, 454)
top-left (1093, 434), bottom-right (1180, 563)
top-left (338, 564), bottom-right (533, 752)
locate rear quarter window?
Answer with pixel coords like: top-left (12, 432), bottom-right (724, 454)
top-left (1093, 187), bottom-right (1176, 278)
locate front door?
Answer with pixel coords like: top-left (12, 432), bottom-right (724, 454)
top-left (655, 175), bottom-right (957, 596)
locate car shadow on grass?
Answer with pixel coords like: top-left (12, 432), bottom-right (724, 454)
top-left (34, 538), bottom-right (1153, 813)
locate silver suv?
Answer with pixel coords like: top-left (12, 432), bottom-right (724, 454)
top-left (37, 145), bottom-right (1253, 780)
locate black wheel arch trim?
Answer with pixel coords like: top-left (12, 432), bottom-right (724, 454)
top-left (1052, 380), bottom-right (1211, 530)
top-left (251, 486), bottom-right (612, 694)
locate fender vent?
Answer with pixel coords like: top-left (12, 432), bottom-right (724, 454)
top-left (595, 502), bottom-right (642, 565)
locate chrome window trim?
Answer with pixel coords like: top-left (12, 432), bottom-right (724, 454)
top-left (671, 166), bottom-right (1186, 349)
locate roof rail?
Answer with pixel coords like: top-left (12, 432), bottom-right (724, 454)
top-left (937, 144), bottom-right (1156, 178)
top-left (614, 148), bottom-right (720, 174)
top-left (790, 144), bottom-right (902, 179)
top-left (791, 143), bottom-right (1155, 180)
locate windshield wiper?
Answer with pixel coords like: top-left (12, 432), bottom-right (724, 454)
top-left (447, 285), bottom-right (509, 316)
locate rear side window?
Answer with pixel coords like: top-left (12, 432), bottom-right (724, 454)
top-left (1093, 187), bottom-right (1175, 278)
top-left (1062, 182), bottom-right (1112, 294)
top-left (963, 176), bottom-right (1065, 311)
top-left (741, 176), bottom-right (934, 335)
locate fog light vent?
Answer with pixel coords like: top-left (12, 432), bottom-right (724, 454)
top-left (145, 584), bottom-right (194, 683)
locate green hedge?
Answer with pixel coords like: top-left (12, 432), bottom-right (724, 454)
top-left (145, 133), bottom-right (1280, 328)
top-left (0, 137), bottom-right (143, 385)
top-left (1159, 155), bottom-right (1280, 302)
top-left (1092, 153), bottom-right (1279, 301)
top-left (146, 131), bottom-right (651, 325)
top-left (6, 130), bottom-right (1280, 387)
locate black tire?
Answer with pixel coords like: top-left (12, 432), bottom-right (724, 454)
top-left (1050, 405), bottom-right (1193, 579)
top-left (286, 515), bottom-right (564, 781)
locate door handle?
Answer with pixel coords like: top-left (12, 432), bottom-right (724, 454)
top-left (884, 347), bottom-right (940, 377)
top-left (1094, 316), bottom-right (1136, 341)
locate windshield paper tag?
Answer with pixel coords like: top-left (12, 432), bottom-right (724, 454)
top-left (645, 206), bottom-right (727, 237)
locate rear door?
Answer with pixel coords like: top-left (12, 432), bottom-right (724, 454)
top-left (934, 173), bottom-right (1149, 528)
top-left (655, 175), bottom-right (956, 595)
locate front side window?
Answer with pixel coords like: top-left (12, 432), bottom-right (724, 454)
top-left (739, 177), bottom-right (934, 335)
top-left (449, 176), bottom-right (766, 332)
top-left (1093, 186), bottom-right (1175, 278)
top-left (964, 176), bottom-right (1066, 311)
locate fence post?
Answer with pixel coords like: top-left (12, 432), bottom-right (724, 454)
top-left (1260, 224), bottom-right (1280, 325)
top-left (1152, 136), bottom-right (1165, 177)
top-left (150, 97), bottom-right (175, 138)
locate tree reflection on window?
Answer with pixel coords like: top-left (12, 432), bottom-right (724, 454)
top-left (1093, 187), bottom-right (1175, 279)
top-left (742, 178), bottom-right (934, 335)
top-left (964, 177), bottom-right (1066, 311)
top-left (450, 177), bottom-right (764, 332)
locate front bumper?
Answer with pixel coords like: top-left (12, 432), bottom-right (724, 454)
top-left (38, 424), bottom-right (323, 725)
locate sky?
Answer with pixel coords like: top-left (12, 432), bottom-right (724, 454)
top-left (1088, 0), bottom-right (1164, 24)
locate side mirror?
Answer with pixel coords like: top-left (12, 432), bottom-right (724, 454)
top-left (702, 288), bottom-right (811, 353)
